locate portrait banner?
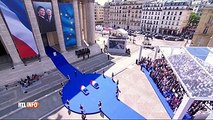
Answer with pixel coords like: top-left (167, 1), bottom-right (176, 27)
top-left (33, 1), bottom-right (56, 34)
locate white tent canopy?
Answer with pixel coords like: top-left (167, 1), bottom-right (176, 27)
top-left (111, 28), bottom-right (128, 38)
top-left (159, 46), bottom-right (213, 101)
top-left (138, 46), bottom-right (213, 119)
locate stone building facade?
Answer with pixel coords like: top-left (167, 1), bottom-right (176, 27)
top-left (95, 2), bottom-right (104, 25)
top-left (104, 0), bottom-right (192, 35)
top-left (191, 5), bottom-right (213, 47)
top-left (0, 0), bottom-right (97, 84)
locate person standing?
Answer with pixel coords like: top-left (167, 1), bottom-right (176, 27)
top-left (59, 90), bottom-right (62, 96)
top-left (112, 72), bottom-right (114, 80)
top-left (74, 70), bottom-right (77, 76)
top-left (68, 109), bottom-right (71, 115)
top-left (81, 114), bottom-right (86, 120)
top-left (116, 90), bottom-right (119, 101)
top-left (116, 79), bottom-right (119, 85)
top-left (80, 104), bottom-right (84, 113)
top-left (98, 101), bottom-right (102, 111)
top-left (103, 70), bottom-right (105, 78)
top-left (107, 54), bottom-right (110, 60)
top-left (116, 86), bottom-right (121, 100)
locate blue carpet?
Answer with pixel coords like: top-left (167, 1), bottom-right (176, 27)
top-left (187, 47), bottom-right (210, 61)
top-left (45, 47), bottom-right (145, 119)
top-left (142, 67), bottom-right (174, 118)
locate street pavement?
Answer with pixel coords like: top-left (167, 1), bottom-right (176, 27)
top-left (0, 32), bottom-right (187, 119)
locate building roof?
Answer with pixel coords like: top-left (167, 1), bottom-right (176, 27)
top-left (159, 46), bottom-right (213, 101)
top-left (164, 0), bottom-right (189, 6)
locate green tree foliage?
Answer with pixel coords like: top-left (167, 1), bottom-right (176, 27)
top-left (188, 12), bottom-right (200, 26)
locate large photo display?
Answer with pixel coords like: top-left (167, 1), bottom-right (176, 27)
top-left (109, 40), bottom-right (125, 49)
top-left (33, 1), bottom-right (56, 34)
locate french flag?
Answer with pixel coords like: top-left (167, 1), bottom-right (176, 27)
top-left (0, 0), bottom-right (38, 59)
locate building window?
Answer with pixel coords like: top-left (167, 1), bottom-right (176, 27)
top-left (168, 11), bottom-right (170, 15)
top-left (163, 12), bottom-right (165, 15)
top-left (173, 17), bottom-right (176, 20)
top-left (175, 12), bottom-right (177, 15)
top-left (178, 17), bottom-right (180, 20)
top-left (176, 22), bottom-right (179, 26)
top-left (167, 16), bottom-right (169, 20)
top-left (171, 12), bottom-right (173, 15)
top-left (203, 27), bottom-right (209, 34)
top-left (163, 16), bottom-right (165, 19)
top-left (208, 17), bottom-right (213, 23)
top-left (161, 21), bottom-right (163, 24)
top-left (179, 12), bottom-right (182, 15)
top-left (165, 21), bottom-right (167, 25)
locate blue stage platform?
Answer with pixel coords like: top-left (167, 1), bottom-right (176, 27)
top-left (142, 67), bottom-right (174, 118)
top-left (46, 47), bottom-right (145, 119)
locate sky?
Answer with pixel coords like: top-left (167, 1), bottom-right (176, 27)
top-left (95, 0), bottom-right (111, 5)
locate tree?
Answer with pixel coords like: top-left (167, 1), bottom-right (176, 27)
top-left (188, 12), bottom-right (200, 26)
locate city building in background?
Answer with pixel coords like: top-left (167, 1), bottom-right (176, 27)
top-left (104, 0), bottom-right (192, 35)
top-left (159, 1), bottom-right (191, 35)
top-left (95, 2), bottom-right (104, 25)
top-left (191, 5), bottom-right (213, 47)
top-left (105, 0), bottom-right (144, 30)
top-left (191, 0), bottom-right (209, 16)
top-left (141, 1), bottom-right (163, 33)
top-left (103, 2), bottom-right (110, 27)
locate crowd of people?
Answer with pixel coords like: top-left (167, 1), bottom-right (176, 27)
top-left (18, 74), bottom-right (40, 88)
top-left (75, 48), bottom-right (90, 59)
top-left (139, 56), bottom-right (185, 111)
top-left (187, 100), bottom-right (213, 118)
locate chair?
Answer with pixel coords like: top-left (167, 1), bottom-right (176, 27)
top-left (80, 85), bottom-right (89, 95)
top-left (90, 80), bottom-right (99, 89)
